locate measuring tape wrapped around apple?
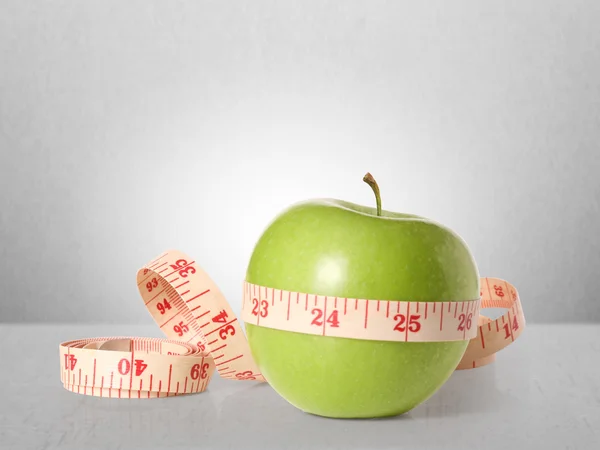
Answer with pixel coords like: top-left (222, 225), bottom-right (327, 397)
top-left (59, 174), bottom-right (525, 418)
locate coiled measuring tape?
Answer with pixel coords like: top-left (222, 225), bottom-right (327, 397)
top-left (59, 249), bottom-right (525, 397)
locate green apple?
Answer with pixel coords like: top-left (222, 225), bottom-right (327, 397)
top-left (245, 173), bottom-right (479, 418)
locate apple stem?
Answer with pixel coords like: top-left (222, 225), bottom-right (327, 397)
top-left (362, 172), bottom-right (382, 216)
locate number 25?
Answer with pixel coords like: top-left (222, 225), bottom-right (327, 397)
top-left (393, 314), bottom-right (421, 333)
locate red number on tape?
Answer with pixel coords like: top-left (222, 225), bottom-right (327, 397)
top-left (174, 321), bottom-right (189, 336)
top-left (458, 312), bottom-right (473, 331)
top-left (156, 298), bottom-right (171, 315)
top-left (178, 266), bottom-right (196, 277)
top-left (311, 308), bottom-right (340, 328)
top-left (200, 363), bottom-right (210, 379)
top-left (64, 354), bottom-right (77, 370)
top-left (393, 314), bottom-right (421, 333)
top-left (118, 358), bottom-right (131, 375)
top-left (251, 298), bottom-right (269, 317)
top-left (327, 310), bottom-right (340, 328)
top-left (219, 324), bottom-right (236, 340)
top-left (190, 363), bottom-right (200, 380)
top-left (146, 278), bottom-right (159, 293)
top-left (235, 371), bottom-right (256, 380)
top-left (212, 310), bottom-right (228, 323)
top-left (170, 259), bottom-right (196, 277)
top-left (310, 308), bottom-right (323, 326)
top-left (408, 314), bottom-right (421, 332)
top-left (191, 363), bottom-right (210, 381)
top-left (134, 359), bottom-right (148, 376)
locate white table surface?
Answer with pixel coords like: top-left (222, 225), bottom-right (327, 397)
top-left (0, 323), bottom-right (598, 450)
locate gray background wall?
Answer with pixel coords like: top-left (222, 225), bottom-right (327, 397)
top-left (1, 0), bottom-right (599, 324)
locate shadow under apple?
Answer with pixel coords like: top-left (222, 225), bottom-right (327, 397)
top-left (213, 382), bottom-right (415, 450)
top-left (211, 362), bottom-right (521, 448)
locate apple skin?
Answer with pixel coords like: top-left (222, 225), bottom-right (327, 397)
top-left (245, 199), bottom-right (479, 418)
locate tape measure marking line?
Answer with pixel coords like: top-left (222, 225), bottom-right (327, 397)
top-left (147, 253), bottom-right (168, 267)
top-left (507, 310), bottom-right (515, 342)
top-left (242, 282), bottom-right (481, 343)
top-left (128, 343), bottom-right (135, 397)
top-left (187, 289), bottom-right (211, 304)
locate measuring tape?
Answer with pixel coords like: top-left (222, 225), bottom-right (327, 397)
top-left (59, 249), bottom-right (525, 397)
top-left (60, 337), bottom-right (215, 397)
